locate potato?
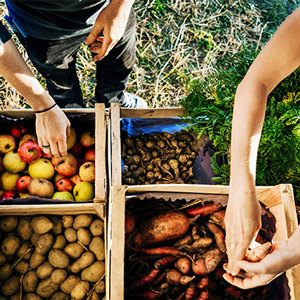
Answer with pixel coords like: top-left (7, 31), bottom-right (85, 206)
top-left (35, 233), bottom-right (54, 254)
top-left (1, 235), bottom-right (20, 255)
top-left (91, 292), bottom-right (100, 300)
top-left (50, 292), bottom-right (69, 300)
top-left (63, 243), bottom-right (84, 259)
top-left (16, 242), bottom-right (32, 260)
top-left (29, 251), bottom-right (46, 269)
top-left (36, 278), bottom-right (59, 298)
top-left (94, 280), bottom-right (105, 293)
top-left (0, 296), bottom-right (7, 300)
top-left (31, 216), bottom-right (54, 234)
top-left (89, 219), bottom-right (104, 236)
top-left (9, 293), bottom-right (20, 300)
top-left (64, 228), bottom-right (77, 243)
top-left (0, 263), bottom-right (13, 281)
top-left (71, 252), bottom-right (95, 273)
top-left (36, 261), bottom-right (54, 279)
top-left (50, 269), bottom-right (67, 284)
top-left (77, 228), bottom-right (91, 245)
top-left (60, 275), bottom-right (81, 294)
top-left (31, 232), bottom-right (42, 246)
top-left (48, 249), bottom-right (69, 269)
top-left (71, 281), bottom-right (90, 300)
top-left (0, 250), bottom-right (6, 265)
top-left (23, 270), bottom-right (39, 292)
top-left (89, 237), bottom-right (105, 261)
top-left (52, 235), bottom-right (67, 250)
top-left (1, 276), bottom-right (20, 296)
top-left (16, 217), bottom-right (33, 240)
top-left (73, 214), bottom-right (92, 230)
top-left (23, 293), bottom-right (41, 300)
top-left (49, 216), bottom-right (63, 235)
top-left (81, 261), bottom-right (105, 283)
top-left (62, 216), bottom-right (73, 228)
top-left (13, 259), bottom-right (29, 275)
top-left (0, 216), bottom-right (18, 233)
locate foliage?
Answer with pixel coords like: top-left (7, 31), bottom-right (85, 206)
top-left (181, 48), bottom-right (300, 204)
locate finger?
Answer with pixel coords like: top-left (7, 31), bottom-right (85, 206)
top-left (237, 260), bottom-right (266, 274)
top-left (93, 38), bottom-right (115, 61)
top-left (50, 141), bottom-right (61, 158)
top-left (96, 36), bottom-right (104, 42)
top-left (223, 273), bottom-right (255, 290)
top-left (89, 42), bottom-right (103, 54)
top-left (58, 139), bottom-right (68, 158)
top-left (85, 25), bottom-right (104, 45)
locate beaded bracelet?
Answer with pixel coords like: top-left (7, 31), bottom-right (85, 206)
top-left (34, 103), bottom-right (57, 114)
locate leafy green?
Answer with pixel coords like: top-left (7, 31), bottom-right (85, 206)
top-left (181, 48), bottom-right (300, 204)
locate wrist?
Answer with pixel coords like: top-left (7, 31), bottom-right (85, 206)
top-left (287, 226), bottom-right (300, 264)
top-left (28, 91), bottom-right (56, 112)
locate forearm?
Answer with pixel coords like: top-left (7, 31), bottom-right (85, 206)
top-left (0, 39), bottom-right (55, 111)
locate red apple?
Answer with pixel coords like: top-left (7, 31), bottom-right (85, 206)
top-left (69, 174), bottom-right (82, 185)
top-left (19, 134), bottom-right (37, 147)
top-left (16, 175), bottom-right (32, 193)
top-left (10, 124), bottom-right (28, 139)
top-left (79, 130), bottom-right (95, 148)
top-left (70, 141), bottom-right (82, 157)
top-left (52, 153), bottom-right (78, 177)
top-left (84, 147), bottom-right (95, 162)
top-left (0, 190), bottom-right (20, 201)
top-left (18, 141), bottom-right (42, 163)
top-left (55, 178), bottom-right (74, 192)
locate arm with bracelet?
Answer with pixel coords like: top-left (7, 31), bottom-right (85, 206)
top-left (0, 22), bottom-right (70, 157)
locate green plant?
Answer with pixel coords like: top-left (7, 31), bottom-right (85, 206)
top-left (181, 48), bottom-right (300, 204)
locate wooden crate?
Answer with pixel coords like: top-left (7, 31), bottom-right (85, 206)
top-left (108, 103), bottom-right (214, 188)
top-left (0, 103), bottom-right (107, 202)
top-left (0, 202), bottom-right (108, 299)
top-left (109, 184), bottom-right (300, 300)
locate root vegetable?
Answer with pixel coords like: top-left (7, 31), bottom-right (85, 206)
top-left (48, 249), bottom-right (70, 269)
top-left (184, 282), bottom-right (197, 300)
top-left (174, 257), bottom-right (192, 274)
top-left (189, 237), bottom-right (213, 251)
top-left (204, 249), bottom-right (225, 273)
top-left (174, 235), bottom-right (193, 249)
top-left (130, 269), bottom-right (160, 290)
top-left (132, 211), bottom-right (190, 248)
top-left (206, 223), bottom-right (226, 253)
top-left (71, 252), bottom-right (95, 273)
top-left (209, 209), bottom-right (226, 230)
top-left (36, 261), bottom-right (54, 279)
top-left (0, 216), bottom-right (18, 233)
top-left (1, 276), bottom-right (20, 296)
top-left (29, 251), bottom-right (46, 269)
top-left (245, 242), bottom-right (272, 262)
top-left (24, 293), bottom-right (42, 300)
top-left (64, 242), bottom-right (84, 259)
top-left (139, 246), bottom-right (190, 259)
top-left (16, 242), bottom-right (32, 260)
top-left (64, 227), bottom-right (77, 242)
top-left (197, 290), bottom-right (209, 300)
top-left (186, 203), bottom-right (222, 217)
top-left (60, 275), bottom-right (81, 294)
top-left (77, 228), bottom-right (92, 246)
top-left (81, 260), bottom-right (105, 283)
top-left (36, 278), bottom-right (59, 298)
top-left (52, 234), bottom-right (67, 250)
top-left (89, 219), bottom-right (104, 236)
top-left (197, 276), bottom-right (209, 289)
top-left (1, 235), bottom-right (20, 255)
top-left (89, 236), bottom-right (105, 260)
top-left (31, 216), bottom-right (54, 234)
top-left (73, 214), bottom-right (93, 230)
top-left (136, 290), bottom-right (166, 300)
top-left (94, 280), bottom-right (105, 293)
top-left (180, 275), bottom-right (195, 285)
top-left (62, 216), bottom-right (73, 228)
top-left (154, 255), bottom-right (178, 269)
top-left (192, 258), bottom-right (206, 275)
top-left (51, 269), bottom-right (67, 284)
top-left (125, 210), bottom-right (136, 234)
top-left (35, 233), bottom-right (54, 254)
top-left (13, 259), bottom-right (29, 275)
top-left (23, 270), bottom-right (39, 292)
top-left (166, 269), bottom-right (182, 285)
top-left (71, 281), bottom-right (90, 300)
top-left (168, 159), bottom-right (180, 178)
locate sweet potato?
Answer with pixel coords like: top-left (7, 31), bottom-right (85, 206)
top-left (180, 275), bottom-right (195, 285)
top-left (132, 211), bottom-right (190, 248)
top-left (197, 290), bottom-right (209, 300)
top-left (197, 276), bottom-right (209, 289)
top-left (204, 249), bottom-right (225, 273)
top-left (192, 258), bottom-right (206, 275)
top-left (130, 269), bottom-right (160, 290)
top-left (206, 223), bottom-right (226, 253)
top-left (174, 257), bottom-right (192, 274)
top-left (166, 269), bottom-right (182, 286)
top-left (245, 242), bottom-right (272, 262)
top-left (185, 282), bottom-right (197, 300)
top-left (154, 255), bottom-right (178, 269)
top-left (125, 209), bottom-right (136, 234)
top-left (209, 209), bottom-right (226, 230)
top-left (186, 203), bottom-right (222, 217)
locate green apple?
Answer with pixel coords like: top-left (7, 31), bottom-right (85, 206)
top-left (3, 151), bottom-right (26, 173)
top-left (52, 191), bottom-right (74, 201)
top-left (73, 181), bottom-right (94, 202)
top-left (1, 172), bottom-right (20, 191)
top-left (28, 158), bottom-right (55, 180)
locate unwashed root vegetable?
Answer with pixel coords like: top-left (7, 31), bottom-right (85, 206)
top-left (245, 242), bottom-right (272, 262)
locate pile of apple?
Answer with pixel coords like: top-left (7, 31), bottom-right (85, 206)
top-left (0, 124), bottom-right (96, 202)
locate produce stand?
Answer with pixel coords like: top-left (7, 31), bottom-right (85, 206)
top-left (109, 184), bottom-right (300, 300)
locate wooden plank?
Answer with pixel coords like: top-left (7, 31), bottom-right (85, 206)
top-left (110, 185), bottom-right (126, 300)
top-left (94, 103), bottom-right (107, 202)
top-left (120, 107), bottom-right (185, 119)
top-left (110, 103), bottom-right (122, 186)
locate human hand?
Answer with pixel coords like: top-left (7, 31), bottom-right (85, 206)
top-left (225, 189), bottom-right (261, 276)
top-left (223, 240), bottom-right (292, 289)
top-left (35, 105), bottom-right (70, 157)
top-left (85, 1), bottom-right (132, 61)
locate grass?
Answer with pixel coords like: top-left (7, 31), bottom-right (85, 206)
top-left (0, 0), bottom-right (299, 108)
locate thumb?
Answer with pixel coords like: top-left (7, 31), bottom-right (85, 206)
top-left (85, 24), bottom-right (103, 45)
top-left (237, 260), bottom-right (262, 273)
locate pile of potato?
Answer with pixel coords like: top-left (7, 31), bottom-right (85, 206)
top-left (0, 213), bottom-right (105, 300)
top-left (121, 130), bottom-right (200, 185)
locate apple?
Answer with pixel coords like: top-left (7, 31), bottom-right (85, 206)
top-left (19, 134), bottom-right (37, 147)
top-left (0, 134), bottom-right (16, 154)
top-left (2, 151), bottom-right (26, 173)
top-left (52, 191), bottom-right (74, 201)
top-left (69, 174), bottom-right (82, 185)
top-left (54, 173), bottom-right (65, 183)
top-left (79, 130), bottom-right (95, 148)
top-left (19, 192), bottom-right (31, 198)
top-left (0, 190), bottom-right (20, 201)
top-left (70, 141), bottom-right (82, 157)
top-left (79, 161), bottom-right (95, 182)
top-left (28, 158), bottom-right (55, 180)
top-left (28, 177), bottom-right (54, 198)
top-left (52, 153), bottom-right (78, 177)
top-left (55, 178), bottom-right (74, 192)
top-left (84, 147), bottom-right (95, 162)
top-left (18, 141), bottom-right (42, 164)
top-left (16, 175), bottom-right (32, 193)
top-left (11, 124), bottom-right (28, 139)
top-left (67, 127), bottom-right (77, 150)
top-left (42, 151), bottom-right (53, 159)
top-left (1, 172), bottom-right (20, 191)
top-left (73, 181), bottom-right (94, 202)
